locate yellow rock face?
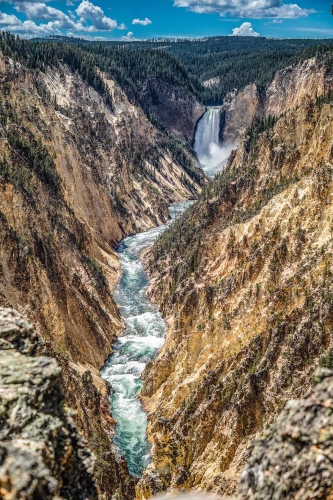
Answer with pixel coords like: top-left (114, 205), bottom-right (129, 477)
top-left (0, 52), bottom-right (203, 499)
top-left (137, 57), bottom-right (333, 498)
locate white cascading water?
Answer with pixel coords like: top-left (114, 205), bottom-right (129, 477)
top-left (194, 107), bottom-right (233, 177)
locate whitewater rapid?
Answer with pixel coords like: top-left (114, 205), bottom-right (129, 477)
top-left (194, 107), bottom-right (233, 177)
top-left (101, 202), bottom-right (193, 476)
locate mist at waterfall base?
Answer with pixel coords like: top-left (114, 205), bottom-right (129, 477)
top-left (101, 202), bottom-right (193, 477)
top-left (197, 142), bottom-right (234, 177)
top-left (194, 108), bottom-right (234, 178)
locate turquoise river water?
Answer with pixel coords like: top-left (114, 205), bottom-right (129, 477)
top-left (101, 202), bottom-right (192, 476)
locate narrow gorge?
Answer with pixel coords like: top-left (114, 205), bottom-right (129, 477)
top-left (100, 105), bottom-right (235, 478)
top-left (1, 29), bottom-right (333, 500)
top-left (101, 202), bottom-right (193, 477)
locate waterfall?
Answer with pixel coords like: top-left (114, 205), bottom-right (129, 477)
top-left (194, 107), bottom-right (233, 177)
top-left (194, 108), bottom-right (221, 159)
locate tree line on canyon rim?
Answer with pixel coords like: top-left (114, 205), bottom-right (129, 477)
top-left (1, 30), bottom-right (330, 198)
top-left (2, 31), bottom-right (332, 108)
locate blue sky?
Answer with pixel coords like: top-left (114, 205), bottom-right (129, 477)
top-left (0, 0), bottom-right (331, 40)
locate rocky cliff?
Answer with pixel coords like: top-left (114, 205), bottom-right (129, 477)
top-left (0, 308), bottom-right (97, 499)
top-left (0, 47), bottom-right (204, 499)
top-left (238, 368), bottom-right (333, 500)
top-left (137, 54), bottom-right (333, 498)
top-left (3, 305), bottom-right (333, 500)
top-left (220, 56), bottom-right (333, 146)
top-left (139, 79), bottom-right (205, 144)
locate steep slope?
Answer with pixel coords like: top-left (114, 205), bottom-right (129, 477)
top-left (139, 79), bottom-right (205, 144)
top-left (3, 305), bottom-right (333, 500)
top-left (137, 61), bottom-right (333, 497)
top-left (0, 51), bottom-right (203, 362)
top-left (0, 45), bottom-right (204, 499)
top-left (220, 54), bottom-right (333, 145)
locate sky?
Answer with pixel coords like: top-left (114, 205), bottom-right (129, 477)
top-left (0, 0), bottom-right (331, 41)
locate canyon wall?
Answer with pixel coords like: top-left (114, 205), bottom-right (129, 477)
top-left (137, 54), bottom-right (333, 498)
top-left (3, 305), bottom-right (333, 500)
top-left (220, 56), bottom-right (333, 145)
top-left (140, 79), bottom-right (205, 144)
top-left (238, 368), bottom-right (333, 500)
top-left (0, 51), bottom-right (204, 498)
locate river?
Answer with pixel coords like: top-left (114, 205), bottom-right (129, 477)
top-left (101, 201), bottom-right (193, 476)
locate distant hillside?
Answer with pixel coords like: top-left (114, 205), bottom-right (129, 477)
top-left (125, 37), bottom-right (333, 104)
top-left (34, 35), bottom-right (333, 105)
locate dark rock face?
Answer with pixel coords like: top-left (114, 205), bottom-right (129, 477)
top-left (0, 308), bottom-right (39, 354)
top-left (140, 79), bottom-right (205, 144)
top-left (0, 308), bottom-right (97, 500)
top-left (238, 369), bottom-right (333, 500)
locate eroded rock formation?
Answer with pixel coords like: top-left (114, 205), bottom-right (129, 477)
top-left (0, 308), bottom-right (97, 499)
top-left (0, 50), bottom-right (203, 499)
top-left (220, 56), bottom-right (333, 145)
top-left (3, 304), bottom-right (333, 500)
top-left (139, 78), bottom-right (205, 144)
top-left (238, 368), bottom-right (333, 500)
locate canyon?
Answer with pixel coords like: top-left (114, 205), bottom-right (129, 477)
top-left (138, 52), bottom-right (333, 498)
top-left (1, 33), bottom-right (333, 500)
top-left (0, 38), bottom-right (203, 500)
top-left (2, 306), bottom-right (333, 500)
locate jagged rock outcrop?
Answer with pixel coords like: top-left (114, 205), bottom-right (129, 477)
top-left (139, 79), bottom-right (205, 144)
top-left (220, 84), bottom-right (264, 146)
top-left (0, 308), bottom-right (97, 499)
top-left (238, 368), bottom-right (333, 500)
top-left (137, 57), bottom-right (333, 498)
top-left (56, 357), bottom-right (137, 500)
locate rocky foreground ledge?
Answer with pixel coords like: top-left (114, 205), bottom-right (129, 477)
top-left (237, 368), bottom-right (333, 500)
top-left (1, 306), bottom-right (333, 500)
top-left (0, 308), bottom-right (97, 499)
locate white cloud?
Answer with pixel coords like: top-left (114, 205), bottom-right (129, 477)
top-left (230, 21), bottom-right (259, 36)
top-left (265, 18), bottom-right (283, 24)
top-left (0, 11), bottom-right (20, 25)
top-left (121, 31), bottom-right (139, 41)
top-left (0, 11), bottom-right (62, 37)
top-left (0, 0), bottom-right (129, 36)
top-left (14, 1), bottom-right (82, 30)
top-left (132, 17), bottom-right (152, 26)
top-left (15, 2), bottom-right (68, 20)
top-left (76, 0), bottom-right (117, 30)
top-left (15, 1), bottom-right (86, 31)
top-left (173, 0), bottom-right (314, 19)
